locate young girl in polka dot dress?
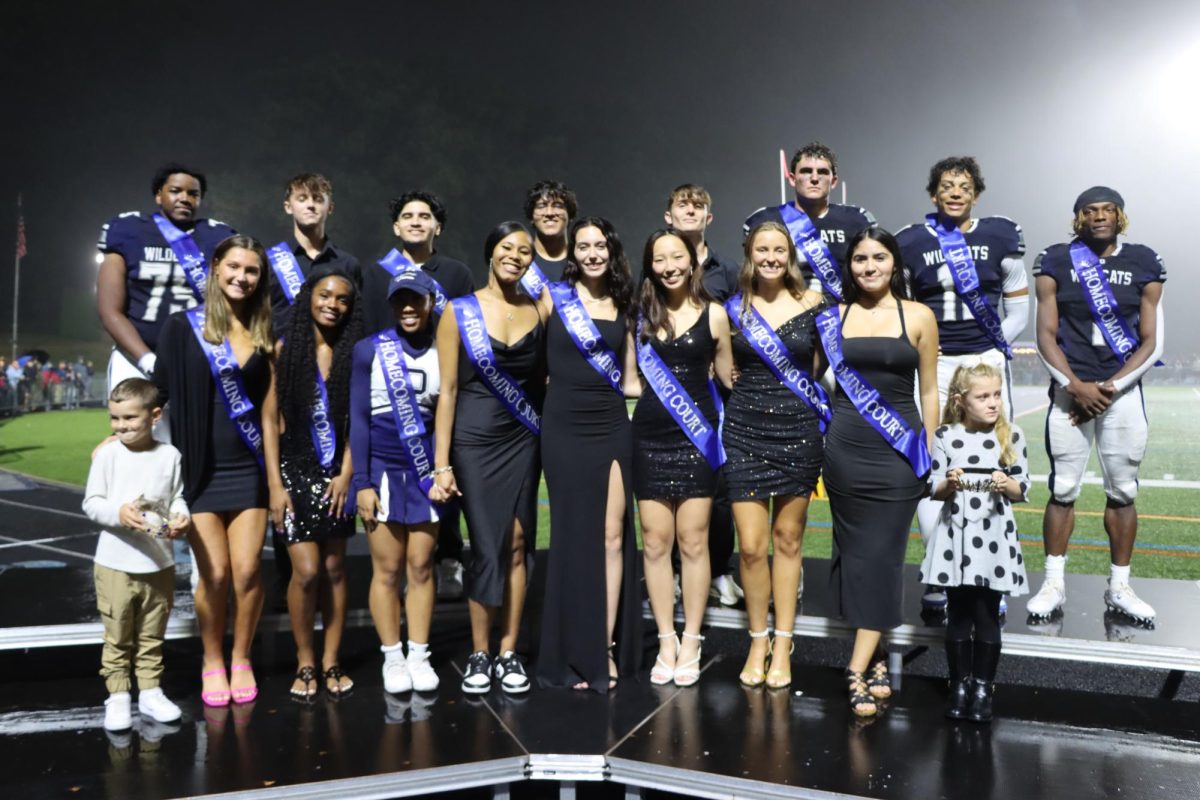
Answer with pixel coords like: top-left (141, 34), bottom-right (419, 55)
top-left (920, 362), bottom-right (1029, 724)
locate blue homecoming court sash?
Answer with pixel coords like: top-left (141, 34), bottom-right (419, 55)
top-left (453, 295), bottom-right (542, 435)
top-left (309, 372), bottom-right (336, 472)
top-left (372, 330), bottom-right (435, 493)
top-left (267, 242), bottom-right (305, 305)
top-left (185, 307), bottom-right (264, 467)
top-left (636, 316), bottom-right (725, 471)
top-left (724, 294), bottom-right (832, 432)
top-left (927, 215), bottom-right (1011, 358)
top-left (548, 282), bottom-right (623, 395)
top-left (815, 306), bottom-right (930, 477)
top-left (1068, 241), bottom-right (1152, 364)
top-left (378, 249), bottom-right (449, 313)
top-left (778, 204), bottom-right (843, 301)
top-left (152, 214), bottom-right (208, 301)
top-left (519, 259), bottom-right (551, 299)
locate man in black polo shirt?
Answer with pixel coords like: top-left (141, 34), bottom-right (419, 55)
top-left (268, 172), bottom-right (362, 333)
top-left (363, 189), bottom-right (475, 598)
top-left (362, 190), bottom-right (475, 334)
top-left (663, 183), bottom-right (742, 607)
top-left (524, 180), bottom-right (577, 282)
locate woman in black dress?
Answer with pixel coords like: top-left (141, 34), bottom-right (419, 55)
top-left (723, 221), bottom-right (826, 690)
top-left (538, 217), bottom-right (643, 692)
top-left (266, 271), bottom-right (363, 699)
top-left (431, 221), bottom-right (547, 696)
top-left (155, 235), bottom-right (276, 706)
top-left (635, 229), bottom-right (733, 688)
top-left (820, 228), bottom-right (939, 716)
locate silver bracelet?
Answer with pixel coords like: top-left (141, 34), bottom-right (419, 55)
top-left (432, 466), bottom-right (454, 476)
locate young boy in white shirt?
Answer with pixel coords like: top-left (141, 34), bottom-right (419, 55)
top-left (83, 378), bottom-right (190, 731)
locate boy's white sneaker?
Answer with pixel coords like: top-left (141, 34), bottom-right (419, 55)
top-left (137, 687), bottom-right (182, 723)
top-left (104, 692), bottom-right (132, 731)
top-left (383, 655), bottom-right (413, 694)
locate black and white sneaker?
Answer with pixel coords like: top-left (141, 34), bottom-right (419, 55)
top-left (461, 651), bottom-right (493, 694)
top-left (492, 650), bottom-right (531, 694)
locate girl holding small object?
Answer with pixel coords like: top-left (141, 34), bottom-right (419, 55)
top-left (919, 362), bottom-right (1029, 723)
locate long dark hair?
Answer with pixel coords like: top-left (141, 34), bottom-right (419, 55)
top-left (842, 226), bottom-right (909, 305)
top-left (276, 271), bottom-right (364, 457)
top-left (637, 228), bottom-right (711, 344)
top-left (564, 216), bottom-right (635, 332)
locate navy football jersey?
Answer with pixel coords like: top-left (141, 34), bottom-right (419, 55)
top-left (1033, 241), bottom-right (1166, 382)
top-left (742, 203), bottom-right (876, 298)
top-left (98, 211), bottom-right (237, 351)
top-left (897, 216), bottom-right (1026, 354)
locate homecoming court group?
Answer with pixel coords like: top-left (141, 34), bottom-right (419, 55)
top-left (83, 144), bottom-right (1166, 733)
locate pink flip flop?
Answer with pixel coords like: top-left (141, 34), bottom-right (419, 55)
top-left (230, 663), bottom-right (259, 704)
top-left (201, 668), bottom-right (231, 707)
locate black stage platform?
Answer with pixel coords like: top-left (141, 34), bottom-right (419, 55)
top-left (3, 470), bottom-right (1200, 798)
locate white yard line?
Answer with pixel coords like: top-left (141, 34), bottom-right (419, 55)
top-left (0, 532), bottom-right (98, 550)
top-left (1029, 474), bottom-right (1200, 490)
top-left (0, 497), bottom-right (90, 520)
top-left (0, 534), bottom-right (93, 561)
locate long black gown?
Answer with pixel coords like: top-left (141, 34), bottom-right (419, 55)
top-left (822, 303), bottom-right (928, 631)
top-left (451, 320), bottom-right (545, 608)
top-left (538, 310), bottom-right (642, 691)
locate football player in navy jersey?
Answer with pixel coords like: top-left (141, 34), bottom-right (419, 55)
top-left (663, 184), bottom-right (741, 607)
top-left (898, 157), bottom-right (1030, 611)
top-left (1027, 187), bottom-right (1165, 625)
top-left (97, 163), bottom-right (237, 393)
top-left (742, 142), bottom-right (876, 300)
top-left (525, 180), bottom-right (577, 282)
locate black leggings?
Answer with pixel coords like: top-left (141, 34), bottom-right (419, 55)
top-left (946, 586), bottom-right (1002, 644)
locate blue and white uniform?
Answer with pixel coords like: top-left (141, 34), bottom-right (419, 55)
top-left (349, 333), bottom-right (441, 524)
top-left (898, 215), bottom-right (1027, 415)
top-left (1033, 241), bottom-right (1166, 504)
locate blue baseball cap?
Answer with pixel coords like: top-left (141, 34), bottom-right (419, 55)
top-left (387, 269), bottom-right (437, 300)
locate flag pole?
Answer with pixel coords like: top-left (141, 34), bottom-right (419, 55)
top-left (11, 195), bottom-right (22, 364)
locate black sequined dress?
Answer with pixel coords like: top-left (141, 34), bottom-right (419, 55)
top-left (632, 307), bottom-right (720, 500)
top-left (723, 305), bottom-right (825, 500)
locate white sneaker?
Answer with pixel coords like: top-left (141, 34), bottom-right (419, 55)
top-left (1104, 583), bottom-right (1156, 625)
top-left (407, 649), bottom-right (440, 692)
top-left (1026, 578), bottom-right (1066, 619)
top-left (104, 692), bottom-right (132, 731)
top-left (710, 574), bottom-right (744, 607)
top-left (137, 688), bottom-right (182, 723)
top-left (383, 655), bottom-right (413, 694)
top-left (436, 559), bottom-right (464, 601)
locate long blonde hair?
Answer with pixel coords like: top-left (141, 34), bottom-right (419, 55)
top-left (202, 235), bottom-right (274, 354)
top-left (737, 221), bottom-right (808, 318)
top-left (941, 363), bottom-right (1015, 467)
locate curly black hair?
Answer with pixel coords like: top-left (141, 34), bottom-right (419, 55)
top-left (276, 272), bottom-right (364, 462)
top-left (926, 156), bottom-right (985, 196)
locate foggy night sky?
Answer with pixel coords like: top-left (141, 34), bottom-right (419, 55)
top-left (1, 0), bottom-right (1197, 354)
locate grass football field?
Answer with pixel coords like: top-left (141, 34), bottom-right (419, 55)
top-left (2, 385), bottom-right (1196, 580)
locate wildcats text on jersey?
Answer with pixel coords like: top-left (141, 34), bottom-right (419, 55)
top-left (922, 245), bottom-right (990, 267)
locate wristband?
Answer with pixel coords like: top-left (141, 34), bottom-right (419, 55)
top-left (433, 466), bottom-right (454, 476)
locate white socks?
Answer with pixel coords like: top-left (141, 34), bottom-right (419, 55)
top-left (381, 641), bottom-right (404, 663)
top-left (1110, 563), bottom-right (1131, 589)
top-left (1044, 554), bottom-right (1066, 582)
top-left (408, 641), bottom-right (429, 655)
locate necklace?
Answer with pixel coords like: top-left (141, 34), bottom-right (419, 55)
top-left (506, 311), bottom-right (515, 321)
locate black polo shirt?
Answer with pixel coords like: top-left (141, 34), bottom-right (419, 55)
top-left (362, 250), bottom-right (476, 334)
top-left (269, 239), bottom-right (363, 334)
top-left (700, 243), bottom-right (741, 303)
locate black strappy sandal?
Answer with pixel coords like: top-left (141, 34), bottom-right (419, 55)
top-left (290, 665), bottom-right (318, 702)
top-left (845, 669), bottom-right (878, 718)
top-left (323, 664), bottom-right (354, 698)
